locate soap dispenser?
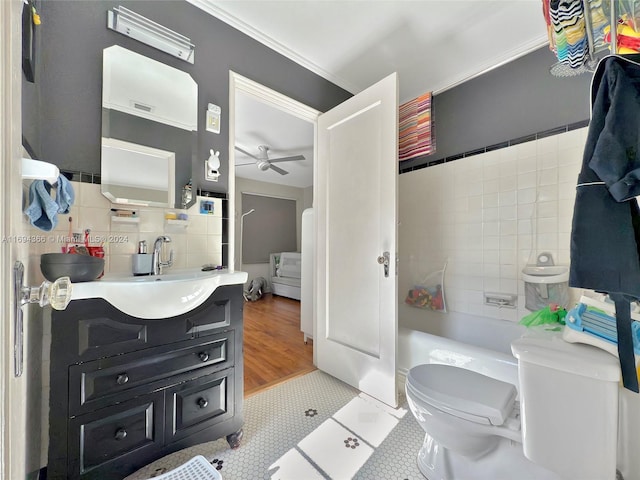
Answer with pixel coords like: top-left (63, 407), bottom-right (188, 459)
top-left (132, 240), bottom-right (152, 275)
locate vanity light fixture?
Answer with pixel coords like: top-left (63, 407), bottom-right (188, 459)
top-left (107, 6), bottom-right (195, 64)
top-left (205, 149), bottom-right (221, 182)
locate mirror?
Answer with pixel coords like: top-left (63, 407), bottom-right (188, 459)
top-left (101, 45), bottom-right (197, 208)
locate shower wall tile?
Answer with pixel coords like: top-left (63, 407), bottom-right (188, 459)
top-left (517, 155), bottom-right (537, 173)
top-left (78, 207), bottom-right (111, 232)
top-left (187, 234), bottom-right (209, 254)
top-left (499, 191), bottom-right (517, 206)
top-left (398, 127), bottom-right (587, 323)
top-left (138, 209), bottom-right (165, 233)
top-left (539, 151), bottom-right (558, 169)
top-left (187, 215), bottom-right (207, 234)
top-left (207, 216), bottom-right (223, 235)
top-left (484, 178), bottom-right (500, 194)
top-left (537, 134), bottom-right (558, 154)
top-left (499, 205), bottom-right (517, 221)
top-left (537, 217), bottom-right (558, 234)
top-left (538, 185), bottom-right (558, 203)
top-left (109, 254), bottom-right (132, 274)
top-left (499, 176), bottom-right (516, 192)
top-left (79, 182), bottom-right (110, 209)
top-left (27, 188), bottom-right (228, 279)
top-left (517, 203), bottom-right (536, 219)
top-left (517, 172), bottom-right (536, 190)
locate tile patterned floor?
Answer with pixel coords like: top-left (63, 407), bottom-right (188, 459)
top-left (125, 370), bottom-right (424, 480)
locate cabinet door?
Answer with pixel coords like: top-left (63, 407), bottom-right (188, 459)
top-left (68, 391), bottom-right (164, 479)
top-left (165, 368), bottom-right (235, 444)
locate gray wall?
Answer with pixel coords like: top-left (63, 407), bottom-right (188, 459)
top-left (241, 194), bottom-right (297, 264)
top-left (28, 3), bottom-right (594, 185)
top-left (29, 0), bottom-right (352, 193)
top-left (401, 46), bottom-right (593, 169)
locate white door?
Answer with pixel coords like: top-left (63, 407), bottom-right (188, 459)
top-left (315, 73), bottom-right (398, 407)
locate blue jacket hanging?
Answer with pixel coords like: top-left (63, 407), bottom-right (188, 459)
top-left (570, 55), bottom-right (640, 392)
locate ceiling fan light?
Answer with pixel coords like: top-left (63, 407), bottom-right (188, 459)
top-left (257, 160), bottom-right (270, 171)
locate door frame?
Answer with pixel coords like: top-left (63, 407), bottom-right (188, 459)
top-left (228, 72), bottom-right (321, 358)
top-left (1, 0), bottom-right (27, 477)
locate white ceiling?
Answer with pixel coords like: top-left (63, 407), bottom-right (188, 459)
top-left (234, 91), bottom-right (314, 188)
top-left (189, 0), bottom-right (549, 187)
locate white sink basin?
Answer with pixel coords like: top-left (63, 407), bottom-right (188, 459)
top-left (70, 268), bottom-right (248, 319)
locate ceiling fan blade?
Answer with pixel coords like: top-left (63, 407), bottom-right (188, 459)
top-left (268, 154), bottom-right (305, 164)
top-left (235, 162), bottom-right (255, 167)
top-left (269, 164), bottom-right (289, 175)
top-left (235, 146), bottom-right (260, 160)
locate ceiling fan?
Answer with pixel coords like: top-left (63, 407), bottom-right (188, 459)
top-left (235, 145), bottom-right (305, 176)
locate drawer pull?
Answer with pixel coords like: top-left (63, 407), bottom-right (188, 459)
top-left (116, 373), bottom-right (129, 385)
top-left (114, 428), bottom-right (127, 440)
top-left (197, 397), bottom-right (208, 409)
top-left (198, 352), bottom-right (209, 362)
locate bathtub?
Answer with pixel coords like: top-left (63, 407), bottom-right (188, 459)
top-left (397, 309), bottom-right (527, 389)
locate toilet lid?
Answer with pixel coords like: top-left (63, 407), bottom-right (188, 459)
top-left (407, 364), bottom-right (517, 426)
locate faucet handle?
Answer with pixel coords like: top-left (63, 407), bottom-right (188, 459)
top-left (161, 249), bottom-right (174, 268)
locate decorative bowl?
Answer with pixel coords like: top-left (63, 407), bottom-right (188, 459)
top-left (40, 253), bottom-right (105, 283)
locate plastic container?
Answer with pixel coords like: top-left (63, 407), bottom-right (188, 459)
top-left (132, 254), bottom-right (153, 276)
top-left (149, 455), bottom-right (221, 480)
top-left (522, 265), bottom-right (569, 311)
top-left (40, 253), bottom-right (104, 283)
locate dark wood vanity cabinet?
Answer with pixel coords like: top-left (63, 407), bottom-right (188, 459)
top-left (47, 284), bottom-right (244, 480)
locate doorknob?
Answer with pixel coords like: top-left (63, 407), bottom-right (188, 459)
top-left (377, 251), bottom-right (390, 277)
top-left (13, 261), bottom-right (73, 377)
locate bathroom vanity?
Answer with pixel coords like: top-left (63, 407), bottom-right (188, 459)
top-left (47, 271), bottom-right (246, 480)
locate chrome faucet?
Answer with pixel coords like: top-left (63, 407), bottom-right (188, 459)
top-left (152, 235), bottom-right (173, 275)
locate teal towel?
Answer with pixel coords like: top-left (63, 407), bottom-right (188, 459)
top-left (24, 180), bottom-right (58, 231)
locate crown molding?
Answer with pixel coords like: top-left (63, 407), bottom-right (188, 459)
top-left (186, 0), bottom-right (358, 94)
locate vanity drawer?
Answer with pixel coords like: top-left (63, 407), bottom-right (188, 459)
top-left (69, 333), bottom-right (233, 415)
top-left (68, 391), bottom-right (164, 479)
top-left (165, 367), bottom-right (235, 444)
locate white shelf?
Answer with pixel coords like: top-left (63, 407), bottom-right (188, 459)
top-left (22, 158), bottom-right (59, 184)
top-left (111, 215), bottom-right (140, 224)
top-left (166, 218), bottom-right (189, 227)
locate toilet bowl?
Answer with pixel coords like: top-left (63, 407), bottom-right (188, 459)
top-left (406, 364), bottom-right (527, 479)
top-left (406, 329), bottom-right (621, 480)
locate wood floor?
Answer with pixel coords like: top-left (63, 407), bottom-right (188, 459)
top-left (243, 293), bottom-right (315, 397)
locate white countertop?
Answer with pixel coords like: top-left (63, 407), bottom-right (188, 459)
top-left (70, 269), bottom-right (248, 319)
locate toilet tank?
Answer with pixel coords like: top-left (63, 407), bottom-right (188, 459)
top-left (511, 329), bottom-right (620, 480)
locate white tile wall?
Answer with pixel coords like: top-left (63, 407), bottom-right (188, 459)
top-left (399, 127), bottom-right (588, 323)
top-left (25, 185), bottom-right (225, 277)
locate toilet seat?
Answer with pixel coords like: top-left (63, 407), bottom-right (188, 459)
top-left (407, 364), bottom-right (517, 426)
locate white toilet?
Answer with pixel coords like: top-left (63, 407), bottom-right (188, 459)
top-left (406, 329), bottom-right (621, 480)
